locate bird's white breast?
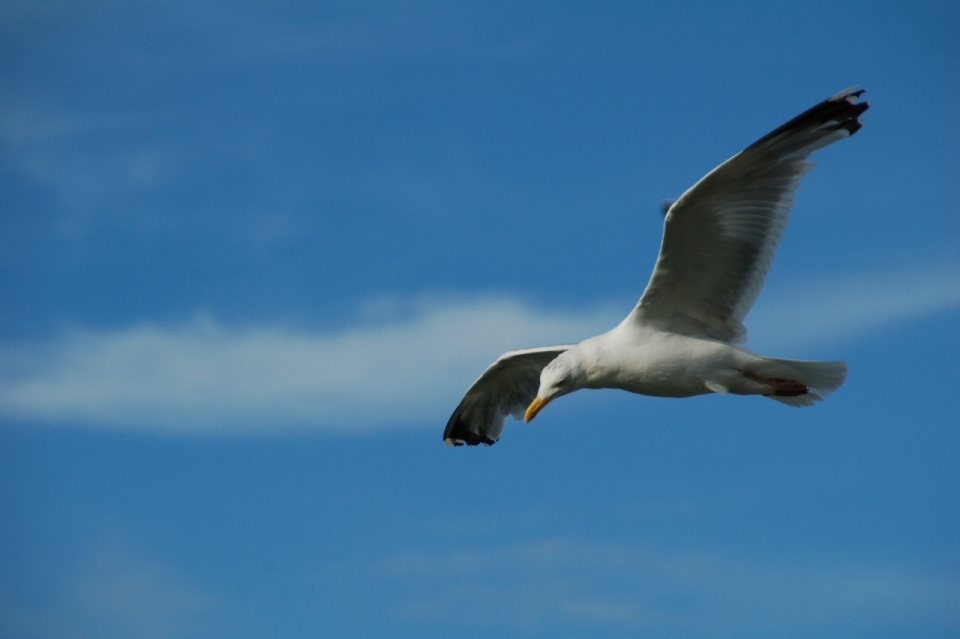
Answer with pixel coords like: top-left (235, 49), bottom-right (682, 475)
top-left (583, 325), bottom-right (747, 398)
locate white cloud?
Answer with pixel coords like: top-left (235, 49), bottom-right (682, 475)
top-left (746, 262), bottom-right (960, 352)
top-left (0, 298), bottom-right (618, 434)
top-left (1, 264), bottom-right (957, 434)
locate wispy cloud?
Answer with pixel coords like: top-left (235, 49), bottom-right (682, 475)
top-left (1, 1), bottom-right (550, 71)
top-left (1, 264), bottom-right (957, 434)
top-left (374, 537), bottom-right (960, 632)
top-left (0, 525), bottom-right (218, 639)
top-left (70, 533), bottom-right (219, 639)
top-left (0, 104), bottom-right (173, 231)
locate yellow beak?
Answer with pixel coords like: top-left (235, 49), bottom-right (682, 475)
top-left (524, 396), bottom-right (550, 423)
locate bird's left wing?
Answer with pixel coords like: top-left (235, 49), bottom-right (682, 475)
top-left (444, 345), bottom-right (573, 446)
top-left (630, 88), bottom-right (869, 342)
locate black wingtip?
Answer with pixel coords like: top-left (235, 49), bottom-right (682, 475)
top-left (747, 87), bottom-right (869, 151)
top-left (442, 402), bottom-right (497, 447)
top-left (828, 87), bottom-right (865, 102)
top-left (832, 88), bottom-right (868, 136)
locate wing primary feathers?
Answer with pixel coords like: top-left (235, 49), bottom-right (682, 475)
top-left (443, 402), bottom-right (498, 446)
top-left (746, 87), bottom-right (868, 154)
top-left (442, 345), bottom-right (573, 446)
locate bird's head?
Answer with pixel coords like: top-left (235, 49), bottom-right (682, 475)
top-left (524, 351), bottom-right (586, 423)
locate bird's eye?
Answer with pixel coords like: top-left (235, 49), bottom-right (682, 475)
top-left (556, 377), bottom-right (567, 386)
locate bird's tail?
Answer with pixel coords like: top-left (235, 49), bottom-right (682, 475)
top-left (752, 357), bottom-right (848, 407)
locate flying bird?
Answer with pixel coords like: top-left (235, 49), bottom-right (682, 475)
top-left (444, 88), bottom-right (869, 446)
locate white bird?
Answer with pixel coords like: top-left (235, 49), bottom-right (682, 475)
top-left (444, 88), bottom-right (868, 446)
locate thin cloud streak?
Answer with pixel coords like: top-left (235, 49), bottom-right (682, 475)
top-left (0, 264), bottom-right (957, 434)
top-left (0, 524), bottom-right (219, 639)
top-left (375, 538), bottom-right (960, 631)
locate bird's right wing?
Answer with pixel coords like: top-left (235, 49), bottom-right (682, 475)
top-left (443, 345), bottom-right (573, 446)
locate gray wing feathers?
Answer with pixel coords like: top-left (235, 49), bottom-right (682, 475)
top-left (443, 345), bottom-right (572, 446)
top-left (632, 88), bottom-right (868, 342)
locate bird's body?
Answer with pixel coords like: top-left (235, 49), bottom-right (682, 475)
top-left (574, 326), bottom-right (751, 398)
top-left (444, 88), bottom-right (868, 446)
top-left (539, 324), bottom-right (841, 401)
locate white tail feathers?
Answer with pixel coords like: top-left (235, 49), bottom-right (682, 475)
top-left (753, 357), bottom-right (848, 407)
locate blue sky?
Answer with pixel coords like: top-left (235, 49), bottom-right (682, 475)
top-left (1, 1), bottom-right (958, 637)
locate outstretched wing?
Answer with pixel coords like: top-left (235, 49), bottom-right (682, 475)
top-left (443, 345), bottom-right (573, 446)
top-left (630, 87), bottom-right (869, 342)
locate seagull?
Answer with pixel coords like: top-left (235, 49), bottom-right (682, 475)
top-left (444, 87), bottom-right (869, 446)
